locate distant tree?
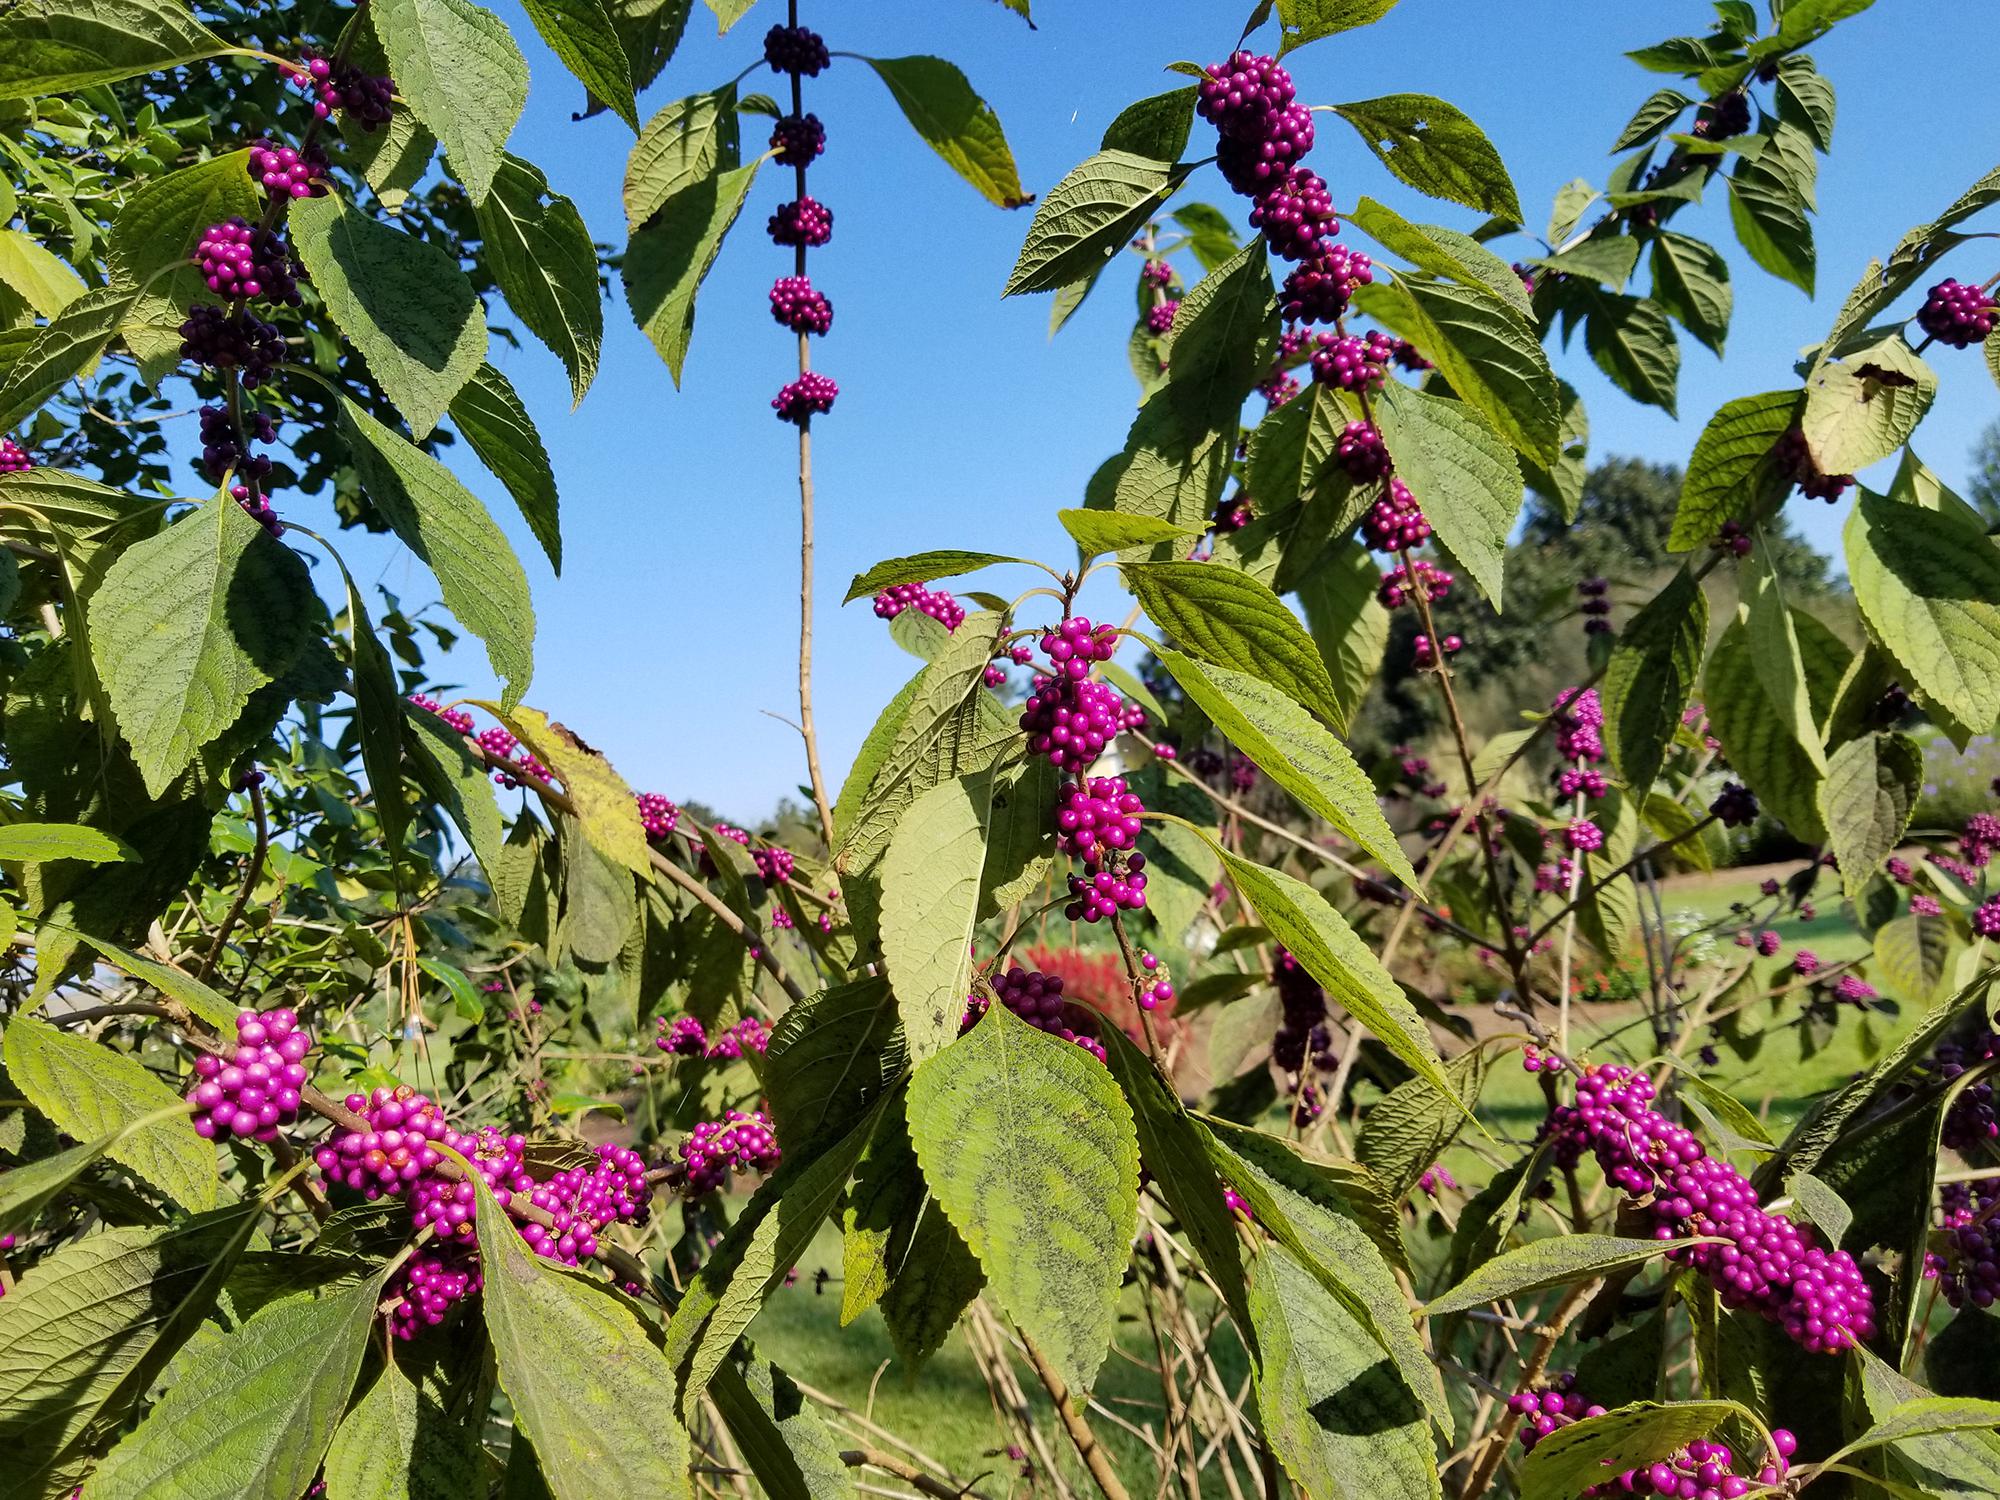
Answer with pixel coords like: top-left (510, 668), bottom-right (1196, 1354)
top-left (1971, 416), bottom-right (2000, 524)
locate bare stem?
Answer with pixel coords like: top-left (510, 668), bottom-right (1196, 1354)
top-left (197, 772), bottom-right (269, 983)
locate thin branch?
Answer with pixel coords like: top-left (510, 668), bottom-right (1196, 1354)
top-left (196, 772), bottom-right (269, 983)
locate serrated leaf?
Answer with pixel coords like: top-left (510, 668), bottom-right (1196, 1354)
top-left (1801, 330), bottom-right (1935, 476)
top-left (1532, 234), bottom-right (1641, 291)
top-left (1370, 378), bottom-right (1523, 606)
top-left (1222, 853), bottom-right (1454, 1104)
top-left (339, 396), bottom-right (534, 705)
top-left (1356, 1045), bottom-right (1486, 1200)
top-left (1727, 132), bottom-right (1815, 295)
top-left (1651, 230), bottom-right (1733, 354)
top-left (0, 0), bottom-right (227, 98)
top-left (843, 550), bottom-right (1024, 604)
top-left (60, 927), bottom-right (236, 1031)
top-left (1577, 789), bottom-right (1641, 962)
top-left (0, 284), bottom-right (139, 433)
top-left (1161, 238), bottom-right (1278, 426)
top-left (1704, 615), bottom-right (1826, 841)
top-left (1520, 1402), bottom-right (1753, 1500)
top-left (708, 1355), bottom-right (857, 1500)
top-left (1154, 649), bottom-right (1416, 888)
top-left (1668, 389), bottom-right (1799, 551)
top-left (492, 705), bottom-right (650, 874)
top-left (1818, 732), bottom-right (1919, 900)
top-left (469, 1166), bottom-right (692, 1500)
top-left (1601, 565), bottom-right (1707, 794)
top-left (1331, 92), bottom-right (1520, 220)
top-left (449, 362), bottom-right (562, 573)
top-left (1273, 0), bottom-right (1402, 54)
top-left (1830, 1397), bottom-right (2000, 1466)
top-left (518, 0), bottom-right (635, 129)
top-left (1099, 87), bottom-right (1196, 160)
top-left (879, 1198), bottom-right (984, 1372)
top-left (1347, 197), bottom-right (1531, 317)
top-left (1783, 1169), bottom-right (1852, 1250)
top-left (880, 774), bottom-right (992, 1063)
top-left (1872, 913), bottom-right (1953, 1006)
top-left (88, 1270), bottom-right (387, 1500)
top-left (324, 1359), bottom-right (483, 1500)
top-left (765, 978), bottom-right (906, 1154)
top-left (1613, 90), bottom-right (1694, 152)
top-left (88, 489), bottom-right (313, 797)
top-left (865, 56), bottom-right (1024, 208)
top-left (403, 705), bottom-right (509, 887)
top-left (1426, 1234), bottom-right (1708, 1315)
top-left (292, 193), bottom-right (487, 439)
top-left (1005, 152), bottom-right (1194, 297)
top-left (1295, 541), bottom-right (1389, 735)
top-left (474, 155), bottom-right (603, 405)
top-left (624, 161), bottom-right (760, 385)
top-left (0, 821), bottom-right (136, 863)
top-left (907, 1004), bottom-right (1139, 1397)
top-left (374, 0), bottom-right (528, 204)
top-left (625, 86), bottom-right (739, 232)
top-left (1123, 560), bottom-right (1346, 724)
top-left (1056, 508), bottom-right (1199, 563)
top-left (1585, 292), bottom-right (1681, 416)
top-left (1744, 545), bottom-right (1826, 773)
top-left (1248, 1244), bottom-right (1437, 1498)
top-left (979, 756), bottom-right (1057, 918)
top-left (1846, 493), bottom-right (2000, 734)
top-left (105, 150), bottom-right (261, 288)
top-left (0, 231), bottom-right (82, 321)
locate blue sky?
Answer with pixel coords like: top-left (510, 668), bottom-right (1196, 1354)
top-left (310, 0), bottom-right (2000, 823)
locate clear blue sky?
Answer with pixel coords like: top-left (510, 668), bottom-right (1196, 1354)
top-left (310, 0), bottom-right (2000, 823)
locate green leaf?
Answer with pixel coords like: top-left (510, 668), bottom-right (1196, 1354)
top-left (1161, 238), bottom-right (1278, 426)
top-left (624, 161), bottom-right (760, 385)
top-left (1055, 509), bottom-right (1199, 562)
top-left (832, 671), bottom-right (922, 846)
top-left (1521, 379), bottom-right (1590, 523)
top-left (1744, 545), bottom-right (1826, 773)
top-left (104, 150), bottom-right (261, 291)
top-left (1520, 1402), bottom-right (1753, 1500)
top-left (1547, 179), bottom-right (1602, 246)
top-left (1727, 129), bottom-right (1815, 295)
top-left (1704, 615), bottom-right (1826, 842)
top-left (765, 978), bottom-right (906, 1153)
top-left (1576, 789), bottom-right (1641, 961)
top-left (978, 756), bottom-right (1058, 918)
top-left (1651, 230), bottom-right (1733, 354)
top-left (59, 927), bottom-right (237, 1031)
top-left (88, 489), bottom-right (313, 797)
top-left (1817, 732), bottom-right (1920, 901)
top-left (1801, 330), bottom-right (1935, 476)
top-left (879, 774), bottom-right (992, 1063)
top-left (1426, 1234), bottom-right (1708, 1316)
top-left (1330, 92), bottom-right (1520, 220)
top-left (340, 398), bottom-right (535, 705)
top-left (469, 1165), bottom-right (693, 1500)
top-left (1601, 565), bottom-right (1708, 794)
top-left (373, 0), bottom-right (528, 204)
top-left (0, 235), bottom-right (81, 322)
top-left (879, 1200), bottom-right (984, 1372)
top-left (1099, 87), bottom-right (1196, 160)
top-left (1668, 389), bottom-right (1799, 551)
top-left (907, 1004), bottom-right (1139, 1397)
top-left (1123, 560), bottom-right (1346, 724)
top-left (518, 0), bottom-right (635, 129)
top-left (1613, 89), bottom-right (1694, 152)
top-left (1830, 1398), bottom-right (2000, 1466)
top-left (708, 1355), bottom-right (857, 1500)
top-left (1783, 1169), bottom-right (1852, 1250)
top-left (843, 550), bottom-right (1025, 603)
top-left (1357, 277), bottom-right (1558, 465)
top-left (864, 56), bottom-right (1024, 208)
top-left (449, 362), bottom-right (562, 573)
top-left (416, 956), bottom-right (484, 1021)
top-left (1346, 197), bottom-right (1531, 317)
top-left (323, 1359), bottom-right (483, 1500)
top-left (291, 194), bottom-right (487, 440)
top-left (474, 155), bottom-right (604, 405)
top-left (1295, 541), bottom-right (1389, 734)
top-left (0, 285), bottom-right (139, 433)
top-left (1273, 0), bottom-right (1402, 53)
top-left (1775, 57), bottom-right (1836, 151)
top-left (1584, 292), bottom-right (1681, 416)
top-left (0, 1212), bottom-right (260, 1500)
top-left (88, 1270), bottom-right (386, 1500)
top-left (1222, 853), bottom-right (1455, 1103)
top-left (1154, 649), bottom-right (1417, 888)
top-left (1532, 235), bottom-right (1641, 292)
top-left (1871, 912), bottom-right (1954, 1007)
top-left (1371, 378), bottom-right (1523, 606)
top-left (494, 705), bottom-right (651, 875)
top-left (1171, 203), bottom-right (1244, 271)
top-left (625, 86), bottom-right (739, 232)
top-left (0, 0), bottom-right (227, 98)
top-left (0, 821), bottom-right (136, 864)
top-left (1004, 152), bottom-right (1194, 297)
top-left (1846, 492), bottom-right (2000, 734)
top-left (404, 706), bottom-right (508, 887)
top-left (1248, 1244), bottom-right (1438, 1499)
top-left (1356, 1045), bottom-right (1486, 1200)
top-left (4, 1014), bottom-right (212, 1213)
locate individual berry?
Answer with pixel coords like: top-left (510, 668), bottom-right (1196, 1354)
top-left (753, 846), bottom-right (795, 885)
top-left (770, 112), bottom-right (826, 166)
top-left (1712, 519), bottom-right (1754, 557)
top-left (1195, 52), bottom-right (1295, 141)
top-left (636, 791), bottom-right (679, 839)
top-left (0, 438), bottom-right (32, 473)
top-left (772, 372), bottom-right (837, 423)
top-left (1249, 167), bottom-right (1337, 261)
top-left (1055, 776), bottom-right (1144, 862)
top-left (768, 275), bottom-right (833, 335)
top-left (873, 581), bottom-right (965, 631)
top-left (1146, 298), bottom-right (1179, 335)
top-left (680, 1109), bottom-right (781, 1195)
top-left (1278, 244), bottom-right (1377, 326)
top-left (246, 138), bottom-right (328, 199)
top-left (193, 219), bottom-right (299, 304)
top-left (763, 24), bottom-right (829, 77)
top-left (1711, 781), bottom-right (1759, 827)
top-left (1361, 476), bottom-right (1430, 551)
top-left (178, 304), bottom-right (285, 386)
top-left (1917, 278), bottom-right (1997, 347)
top-left (187, 1007), bottom-right (312, 1141)
top-left (1335, 421), bottom-right (1392, 483)
top-left (768, 197), bottom-right (833, 248)
top-left (1694, 90), bottom-right (1752, 140)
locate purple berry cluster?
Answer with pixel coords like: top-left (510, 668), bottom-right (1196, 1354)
top-left (474, 725), bottom-right (551, 790)
top-left (762, 21), bottom-right (838, 424)
top-left (1271, 949), bottom-right (1333, 1078)
top-left (1545, 1063), bottom-right (1878, 1353)
top-left (962, 965), bottom-right (1108, 1063)
top-left (1020, 618), bottom-right (1125, 771)
top-left (1927, 1027), bottom-right (1998, 1151)
top-left (515, 1144), bottom-right (649, 1265)
top-left (1145, 298), bottom-right (1180, 335)
top-left (873, 581), bottom-right (965, 631)
top-left (763, 24), bottom-right (829, 77)
top-left (1137, 949), bottom-right (1175, 1011)
top-left (187, 1007), bottom-right (312, 1141)
top-left (767, 196), bottom-right (833, 248)
top-left (1509, 1377), bottom-right (1796, 1497)
top-left (1578, 576), bottom-right (1612, 636)
top-left (1928, 1178), bottom-right (1999, 1310)
top-left (391, 1245), bottom-right (481, 1340)
top-left (1774, 427), bottom-right (1853, 504)
top-left (1376, 558), bottom-right (1451, 610)
top-left (1917, 278), bottom-right (1996, 348)
top-left (408, 693), bottom-right (474, 736)
top-left (1361, 475), bottom-right (1432, 552)
top-left (656, 1015), bottom-right (708, 1055)
top-left (707, 1015), bottom-right (771, 1059)
top-left (197, 404), bottom-right (283, 533)
top-left (1310, 330), bottom-right (1394, 392)
top-left (753, 845), bottom-right (795, 885)
top-left (0, 438), bottom-right (32, 474)
top-left (637, 791), bottom-right (679, 839)
top-left (1055, 777), bottom-right (1144, 862)
top-left (247, 138), bottom-right (328, 200)
top-left (286, 52), bottom-right (394, 131)
top-left (194, 219), bottom-right (299, 304)
top-left (769, 275), bottom-right (833, 335)
top-left (178, 304), bottom-right (285, 388)
top-left (1278, 244), bottom-right (1373, 324)
top-left (771, 112), bottom-right (826, 166)
top-left (680, 1109), bottom-right (781, 1195)
top-left (773, 371), bottom-right (838, 424)
top-left (1335, 421), bottom-right (1391, 483)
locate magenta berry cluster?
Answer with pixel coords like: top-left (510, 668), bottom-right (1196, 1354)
top-left (1145, 298), bottom-right (1180, 335)
top-left (1020, 618), bottom-right (1125, 771)
top-left (873, 581), bottom-right (965, 631)
top-left (963, 966), bottom-right (1108, 1062)
top-left (315, 1085), bottom-right (459, 1198)
top-left (178, 304), bottom-right (285, 387)
top-left (763, 24), bottom-right (828, 76)
top-left (656, 1014), bottom-right (707, 1055)
top-left (1545, 1063), bottom-right (1878, 1353)
top-left (1140, 259), bottom-right (1173, 288)
top-left (1278, 243), bottom-right (1373, 323)
top-left (194, 219), bottom-right (299, 304)
top-left (1310, 330), bottom-right (1394, 392)
top-left (1137, 951), bottom-right (1175, 1011)
top-left (1928, 1027), bottom-right (1998, 1151)
top-left (1271, 949), bottom-right (1333, 1078)
top-left (187, 1007), bottom-right (312, 1141)
top-left (1417, 1164), bottom-right (1457, 1198)
top-left (0, 438), bottom-right (32, 474)
top-left (769, 275), bottom-right (833, 335)
top-left (247, 138), bottom-right (328, 199)
top-left (773, 371), bottom-right (838, 424)
top-left (1929, 1178), bottom-right (1999, 1310)
top-left (1917, 278), bottom-right (1996, 348)
top-left (1563, 818), bottom-right (1604, 853)
top-left (636, 791), bottom-right (679, 839)
top-left (1335, 421), bottom-right (1391, 483)
top-left (475, 726), bottom-right (550, 789)
top-left (1361, 476), bottom-right (1431, 552)
top-left (409, 1124), bottom-right (532, 1245)
top-left (516, 1144), bottom-right (649, 1265)
top-left (768, 196), bottom-right (833, 248)
top-left (1065, 850), bottom-right (1148, 924)
top-left (408, 693), bottom-right (474, 736)
top-left (1248, 167), bottom-right (1338, 262)
top-left (707, 1015), bottom-right (771, 1059)
top-left (1376, 558), bottom-right (1451, 610)
top-left (753, 845), bottom-right (795, 885)
top-left (680, 1109), bottom-right (781, 1195)
top-left (1552, 687), bottom-right (1606, 764)
top-left (1055, 777), bottom-right (1144, 862)
top-left (1510, 1377), bottom-right (1795, 1497)
top-left (286, 51), bottom-right (394, 130)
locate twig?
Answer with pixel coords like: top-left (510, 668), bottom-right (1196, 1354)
top-left (1020, 1330), bottom-right (1133, 1500)
top-left (196, 772), bottom-right (269, 983)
